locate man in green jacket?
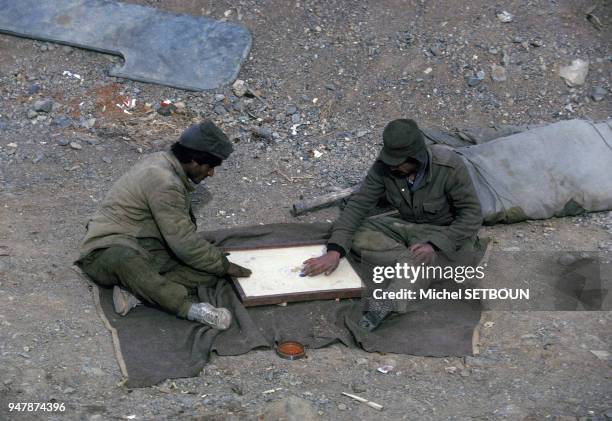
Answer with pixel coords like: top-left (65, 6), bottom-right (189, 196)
top-left (302, 119), bottom-right (483, 330)
top-left (76, 121), bottom-right (251, 330)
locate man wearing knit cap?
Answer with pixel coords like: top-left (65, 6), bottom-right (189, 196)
top-left (302, 119), bottom-right (483, 331)
top-left (76, 121), bottom-right (251, 330)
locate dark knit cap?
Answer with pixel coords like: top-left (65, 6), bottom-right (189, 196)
top-left (178, 120), bottom-right (233, 159)
top-left (378, 119), bottom-right (427, 166)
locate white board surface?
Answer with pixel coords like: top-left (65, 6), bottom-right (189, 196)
top-left (227, 245), bottom-right (362, 298)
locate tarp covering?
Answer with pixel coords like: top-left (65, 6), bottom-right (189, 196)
top-left (0, 0), bottom-right (251, 90)
top-left (455, 119), bottom-right (612, 224)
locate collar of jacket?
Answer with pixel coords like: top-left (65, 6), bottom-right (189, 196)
top-left (163, 150), bottom-right (195, 192)
top-left (419, 146), bottom-right (434, 189)
top-left (402, 146), bottom-right (433, 192)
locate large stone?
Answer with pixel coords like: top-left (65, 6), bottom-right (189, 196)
top-left (260, 396), bottom-right (318, 421)
top-left (232, 79), bottom-right (248, 97)
top-left (558, 252), bottom-right (578, 266)
top-left (591, 86), bottom-right (607, 102)
top-left (27, 83), bottom-right (40, 94)
top-left (82, 118), bottom-right (96, 129)
top-left (493, 404), bottom-right (529, 420)
top-left (491, 65), bottom-right (507, 82)
top-left (496, 10), bottom-right (514, 23)
top-left (33, 99), bottom-right (54, 113)
top-left (252, 126), bottom-right (273, 140)
top-left (466, 76), bottom-right (481, 87)
top-left (559, 59), bottom-right (589, 87)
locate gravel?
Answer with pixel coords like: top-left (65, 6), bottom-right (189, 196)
top-left (0, 0), bottom-right (610, 419)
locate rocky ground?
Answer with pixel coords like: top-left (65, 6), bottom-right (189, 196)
top-left (0, 0), bottom-right (611, 420)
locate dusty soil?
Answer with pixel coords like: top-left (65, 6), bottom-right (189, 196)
top-left (0, 0), bottom-right (611, 420)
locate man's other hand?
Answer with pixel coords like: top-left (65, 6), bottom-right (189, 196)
top-left (227, 262), bottom-right (252, 278)
top-left (301, 251), bottom-right (341, 277)
top-left (409, 243), bottom-right (436, 265)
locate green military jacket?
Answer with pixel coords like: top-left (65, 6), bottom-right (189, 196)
top-left (79, 151), bottom-right (229, 276)
top-left (328, 145), bottom-right (483, 257)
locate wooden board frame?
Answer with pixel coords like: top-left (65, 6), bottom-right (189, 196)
top-left (222, 242), bottom-right (363, 307)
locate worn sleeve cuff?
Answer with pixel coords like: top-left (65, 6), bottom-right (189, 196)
top-left (326, 243), bottom-right (347, 258)
top-left (427, 241), bottom-right (440, 251)
top-left (219, 254), bottom-right (231, 276)
top-left (427, 234), bottom-right (453, 256)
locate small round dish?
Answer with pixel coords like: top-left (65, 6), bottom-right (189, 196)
top-left (276, 341), bottom-right (306, 360)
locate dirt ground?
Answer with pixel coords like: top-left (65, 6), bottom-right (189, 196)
top-left (0, 0), bottom-right (611, 420)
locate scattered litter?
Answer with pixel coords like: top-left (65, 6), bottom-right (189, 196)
top-left (423, 67), bottom-right (433, 74)
top-left (590, 350), bottom-right (610, 360)
top-left (290, 123), bottom-right (302, 136)
top-left (484, 321), bottom-right (495, 328)
top-left (341, 392), bottom-right (383, 411)
top-left (7, 142), bottom-right (17, 148)
top-left (116, 98), bottom-right (136, 114)
top-left (272, 168), bottom-right (313, 183)
top-left (157, 100), bottom-right (176, 116)
top-left (586, 5), bottom-right (603, 31)
top-left (126, 415), bottom-right (136, 420)
top-left (496, 11), bottom-right (514, 23)
top-left (376, 365), bottom-right (394, 374)
top-left (313, 150), bottom-right (323, 159)
top-left (444, 366), bottom-right (457, 374)
top-left (262, 387), bottom-right (283, 394)
top-left (62, 70), bottom-right (82, 80)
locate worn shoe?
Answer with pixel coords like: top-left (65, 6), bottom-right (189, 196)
top-left (187, 303), bottom-right (232, 330)
top-left (360, 297), bottom-right (393, 331)
top-left (112, 286), bottom-right (142, 316)
top-left (358, 309), bottom-right (391, 331)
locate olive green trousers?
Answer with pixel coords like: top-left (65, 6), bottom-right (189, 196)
top-left (351, 216), bottom-right (479, 313)
top-left (77, 245), bottom-right (220, 318)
